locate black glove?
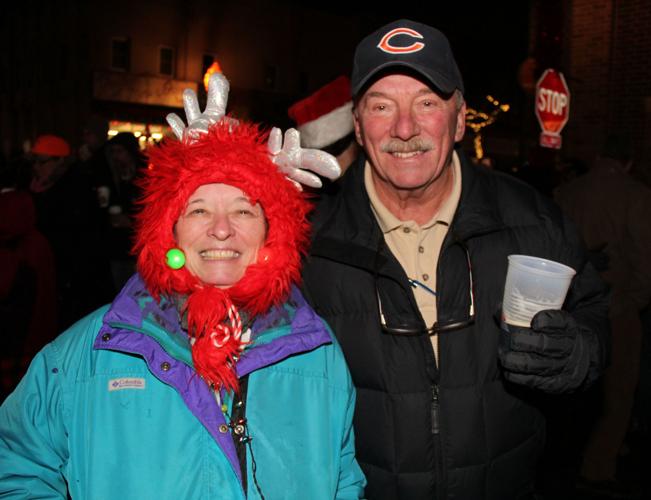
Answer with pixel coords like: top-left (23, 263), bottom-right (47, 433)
top-left (498, 309), bottom-right (596, 394)
top-left (586, 244), bottom-right (610, 272)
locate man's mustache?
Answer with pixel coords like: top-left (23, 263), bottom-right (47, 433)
top-left (381, 138), bottom-right (434, 153)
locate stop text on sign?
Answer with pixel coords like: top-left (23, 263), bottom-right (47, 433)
top-left (537, 89), bottom-right (568, 116)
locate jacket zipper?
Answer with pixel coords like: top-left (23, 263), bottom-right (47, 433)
top-left (431, 384), bottom-right (440, 435)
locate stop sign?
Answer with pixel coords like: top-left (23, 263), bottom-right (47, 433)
top-left (535, 69), bottom-right (570, 149)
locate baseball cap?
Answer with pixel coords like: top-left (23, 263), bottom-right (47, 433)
top-left (31, 134), bottom-right (71, 158)
top-left (288, 76), bottom-right (354, 149)
top-left (351, 19), bottom-right (464, 97)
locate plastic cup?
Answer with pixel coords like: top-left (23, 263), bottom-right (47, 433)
top-left (502, 255), bottom-right (576, 327)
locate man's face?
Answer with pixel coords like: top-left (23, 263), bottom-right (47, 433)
top-left (353, 73), bottom-right (466, 193)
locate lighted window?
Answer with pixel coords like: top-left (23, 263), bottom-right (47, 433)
top-left (111, 38), bottom-right (130, 71)
top-left (159, 47), bottom-right (175, 76)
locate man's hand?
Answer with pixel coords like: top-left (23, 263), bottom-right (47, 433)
top-left (498, 309), bottom-right (597, 393)
top-left (166, 73), bottom-right (232, 142)
top-left (268, 127), bottom-right (341, 190)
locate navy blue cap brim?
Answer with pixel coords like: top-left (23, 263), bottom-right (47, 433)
top-left (352, 60), bottom-right (463, 97)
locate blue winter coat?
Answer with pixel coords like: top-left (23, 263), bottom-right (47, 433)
top-left (0, 274), bottom-right (365, 499)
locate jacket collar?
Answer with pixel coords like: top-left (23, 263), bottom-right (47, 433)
top-left (450, 152), bottom-right (505, 241)
top-left (96, 275), bottom-right (331, 376)
top-left (310, 149), bottom-right (505, 267)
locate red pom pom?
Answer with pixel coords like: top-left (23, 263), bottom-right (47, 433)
top-left (192, 332), bottom-right (241, 393)
top-left (186, 286), bottom-right (247, 393)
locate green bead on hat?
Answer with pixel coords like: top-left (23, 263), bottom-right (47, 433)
top-left (166, 248), bottom-right (186, 270)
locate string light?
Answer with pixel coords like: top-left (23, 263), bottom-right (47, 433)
top-left (465, 95), bottom-right (510, 160)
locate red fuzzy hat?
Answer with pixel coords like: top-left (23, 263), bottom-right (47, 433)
top-left (288, 75), bottom-right (353, 149)
top-left (134, 121), bottom-right (312, 391)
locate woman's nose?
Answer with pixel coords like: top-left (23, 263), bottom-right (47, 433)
top-left (208, 214), bottom-right (234, 240)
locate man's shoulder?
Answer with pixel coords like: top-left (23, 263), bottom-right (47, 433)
top-left (459, 157), bottom-right (563, 224)
top-left (310, 158), bottom-right (367, 232)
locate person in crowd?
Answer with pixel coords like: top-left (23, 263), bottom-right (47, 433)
top-left (76, 114), bottom-right (113, 207)
top-left (554, 134), bottom-right (651, 497)
top-left (26, 133), bottom-right (110, 329)
top-left (0, 121), bottom-right (365, 499)
top-left (0, 158), bottom-right (56, 402)
top-left (288, 75), bottom-right (360, 185)
top-left (172, 25), bottom-right (610, 495)
top-left (78, 114), bottom-right (109, 164)
top-left (102, 131), bottom-right (147, 292)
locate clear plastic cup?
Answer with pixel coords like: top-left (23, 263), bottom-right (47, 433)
top-left (502, 255), bottom-right (576, 327)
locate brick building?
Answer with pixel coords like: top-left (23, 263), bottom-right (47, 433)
top-left (531, 0), bottom-right (651, 183)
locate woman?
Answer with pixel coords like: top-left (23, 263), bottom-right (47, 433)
top-left (0, 122), bottom-right (365, 499)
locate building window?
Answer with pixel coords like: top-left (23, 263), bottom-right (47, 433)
top-left (111, 38), bottom-right (130, 71)
top-left (159, 47), bottom-right (174, 76)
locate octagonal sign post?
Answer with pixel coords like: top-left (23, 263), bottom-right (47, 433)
top-left (535, 69), bottom-right (570, 149)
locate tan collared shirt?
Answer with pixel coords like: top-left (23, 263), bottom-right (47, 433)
top-left (365, 152), bottom-right (462, 361)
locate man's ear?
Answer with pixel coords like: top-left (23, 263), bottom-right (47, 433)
top-left (455, 101), bottom-right (466, 143)
top-left (352, 108), bottom-right (364, 147)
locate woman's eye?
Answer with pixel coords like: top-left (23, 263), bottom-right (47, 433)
top-left (187, 208), bottom-right (206, 216)
top-left (237, 209), bottom-right (254, 216)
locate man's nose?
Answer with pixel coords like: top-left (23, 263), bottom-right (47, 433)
top-left (391, 108), bottom-right (420, 140)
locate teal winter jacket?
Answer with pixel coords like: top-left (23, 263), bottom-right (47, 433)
top-left (0, 274), bottom-right (365, 499)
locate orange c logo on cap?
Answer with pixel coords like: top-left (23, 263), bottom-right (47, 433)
top-left (377, 28), bottom-right (425, 54)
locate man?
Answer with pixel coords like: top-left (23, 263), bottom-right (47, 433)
top-left (555, 134), bottom-right (651, 497)
top-left (300, 19), bottom-right (609, 499)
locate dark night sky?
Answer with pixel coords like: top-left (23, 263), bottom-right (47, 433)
top-left (305, 2), bottom-right (533, 105)
top-left (283, 2), bottom-right (534, 151)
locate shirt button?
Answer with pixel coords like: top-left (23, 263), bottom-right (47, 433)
top-left (403, 227), bottom-right (411, 234)
top-left (219, 424), bottom-right (229, 433)
top-left (418, 246), bottom-right (425, 253)
top-left (102, 333), bottom-right (111, 341)
top-left (422, 274), bottom-right (430, 281)
top-left (161, 361), bottom-right (171, 371)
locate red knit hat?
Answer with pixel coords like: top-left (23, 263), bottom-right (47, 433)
top-left (135, 121), bottom-right (312, 391)
top-left (31, 134), bottom-right (71, 157)
top-left (288, 76), bottom-right (354, 149)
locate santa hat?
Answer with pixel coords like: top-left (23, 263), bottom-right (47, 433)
top-left (288, 76), bottom-right (354, 149)
top-left (134, 121), bottom-right (312, 391)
